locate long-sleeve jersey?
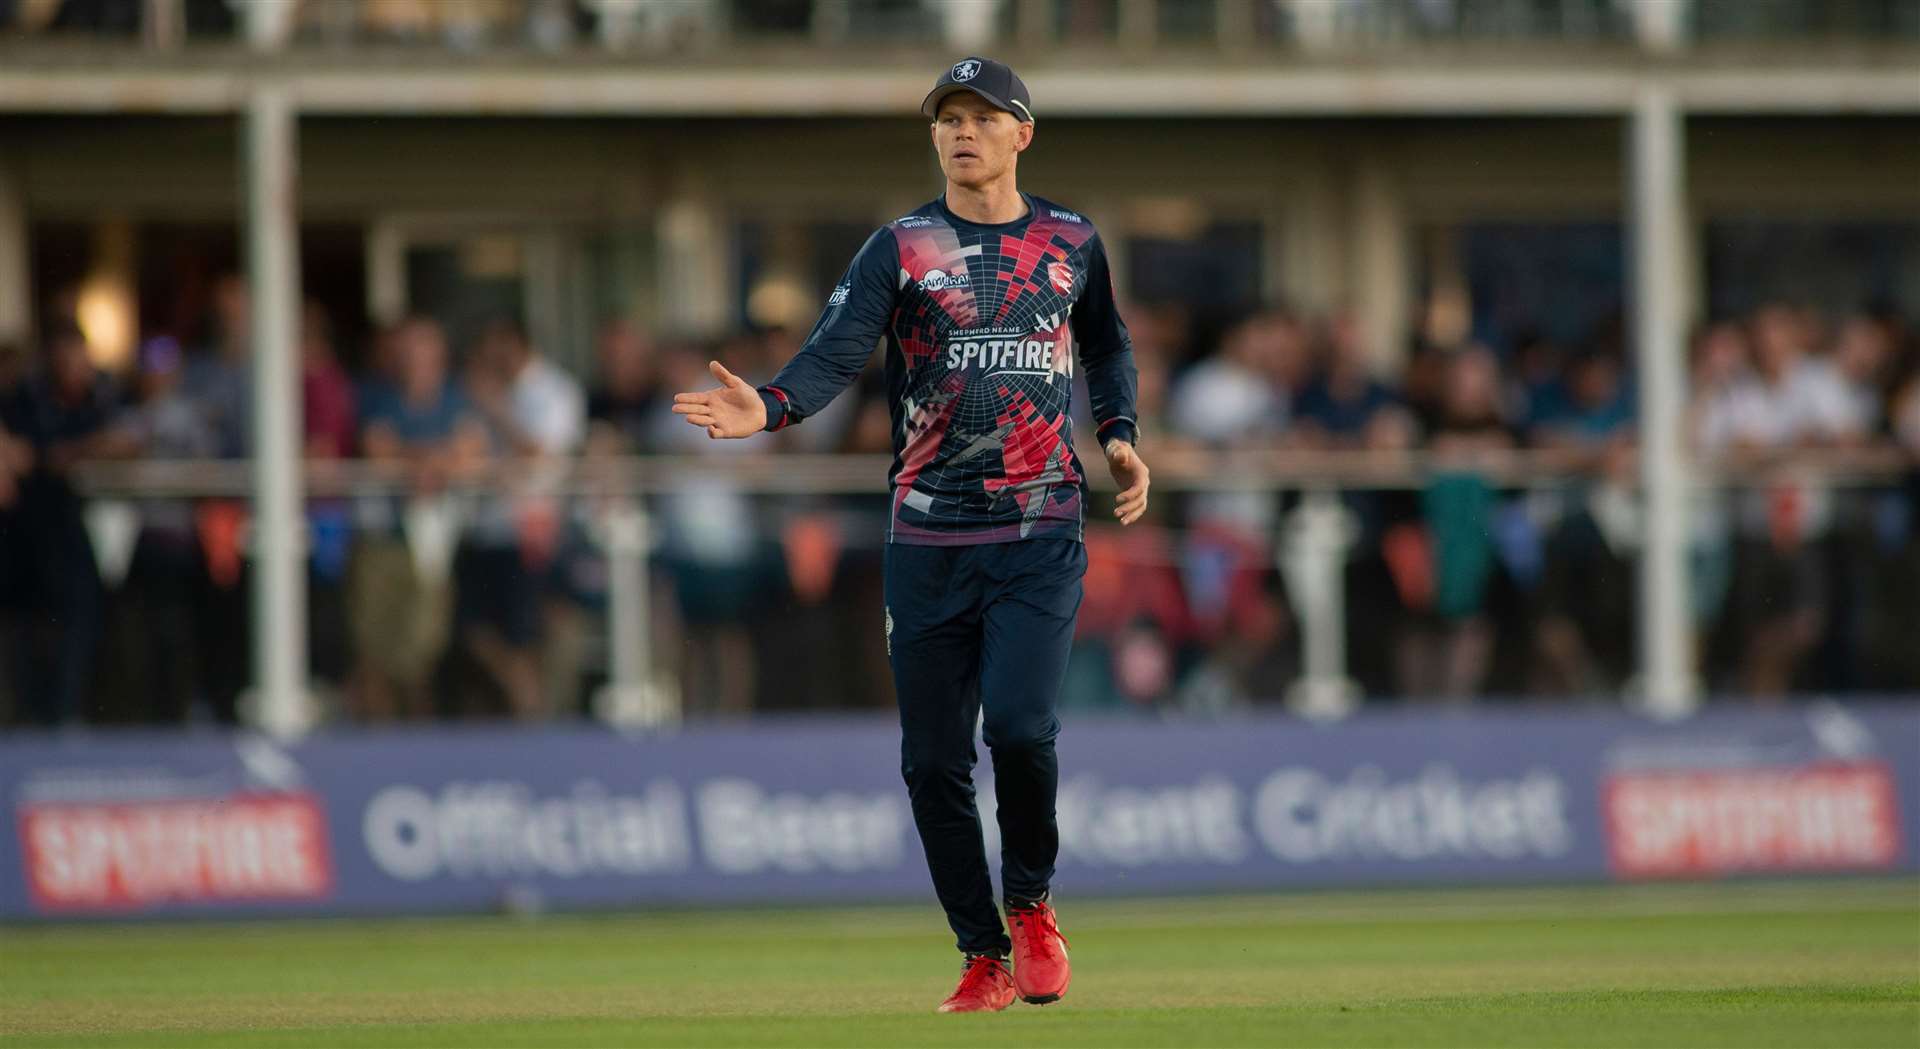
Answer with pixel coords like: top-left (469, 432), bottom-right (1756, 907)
top-left (757, 192), bottom-right (1139, 546)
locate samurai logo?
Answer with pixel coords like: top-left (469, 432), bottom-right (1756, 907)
top-left (918, 268), bottom-right (963, 292)
top-left (1047, 260), bottom-right (1075, 294)
top-left (952, 60), bottom-right (981, 82)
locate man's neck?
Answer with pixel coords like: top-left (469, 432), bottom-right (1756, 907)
top-left (944, 180), bottom-right (1026, 225)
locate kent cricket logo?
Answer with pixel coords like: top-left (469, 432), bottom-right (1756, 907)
top-left (944, 328), bottom-right (1059, 376)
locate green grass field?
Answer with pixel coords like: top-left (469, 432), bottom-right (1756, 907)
top-left (3, 880), bottom-right (1916, 1048)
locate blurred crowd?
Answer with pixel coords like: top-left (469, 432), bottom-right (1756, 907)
top-left (1082, 299), bottom-right (1920, 713)
top-left (1, 274), bottom-right (1917, 729)
top-left (12, 0), bottom-right (1905, 50)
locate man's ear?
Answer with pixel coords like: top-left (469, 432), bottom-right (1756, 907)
top-left (1015, 123), bottom-right (1034, 153)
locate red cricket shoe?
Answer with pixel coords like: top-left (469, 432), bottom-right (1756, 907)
top-left (936, 954), bottom-right (1016, 1014)
top-left (1007, 900), bottom-right (1071, 1004)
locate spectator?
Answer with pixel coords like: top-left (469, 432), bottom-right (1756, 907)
top-left (1506, 330), bottom-right (1569, 435)
top-left (1829, 314), bottom-right (1897, 437)
top-left (103, 336), bottom-right (218, 722)
top-left (1288, 314), bottom-right (1413, 701)
top-left (1529, 348), bottom-right (1635, 454)
top-left (302, 303), bottom-right (357, 459)
top-left (0, 339), bottom-right (35, 723)
top-left (1394, 346), bottom-right (1512, 701)
top-left (181, 274), bottom-right (254, 723)
top-left (1699, 305), bottom-right (1865, 454)
top-left (649, 339), bottom-right (764, 719)
top-left (1168, 310), bottom-right (1290, 447)
top-left (8, 320), bottom-right (133, 724)
top-left (460, 316), bottom-right (585, 720)
top-left (1292, 312), bottom-right (1413, 451)
top-left (350, 316), bottom-right (488, 721)
top-left (183, 273), bottom-right (253, 460)
top-left (1166, 310), bottom-right (1302, 705)
top-left (300, 304), bottom-right (357, 696)
top-left (1696, 304), bottom-right (1869, 697)
top-left (1533, 438), bottom-right (1638, 696)
top-left (585, 317), bottom-right (659, 455)
top-left (1169, 310), bottom-right (1296, 540)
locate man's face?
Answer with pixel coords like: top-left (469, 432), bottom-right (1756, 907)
top-left (1750, 306), bottom-right (1802, 378)
top-left (395, 320), bottom-right (447, 394)
top-left (931, 93), bottom-right (1031, 188)
top-left (50, 336), bottom-right (93, 395)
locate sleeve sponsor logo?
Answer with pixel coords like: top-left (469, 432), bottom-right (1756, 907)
top-left (20, 793), bottom-right (333, 912)
top-left (1047, 209), bottom-right (1084, 223)
top-left (1604, 762), bottom-right (1901, 878)
top-left (896, 216), bottom-right (934, 228)
top-left (826, 284), bottom-right (850, 306)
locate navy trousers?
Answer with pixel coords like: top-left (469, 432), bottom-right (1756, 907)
top-left (884, 538), bottom-right (1086, 956)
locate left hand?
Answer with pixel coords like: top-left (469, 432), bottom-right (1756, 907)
top-left (1105, 439), bottom-right (1150, 526)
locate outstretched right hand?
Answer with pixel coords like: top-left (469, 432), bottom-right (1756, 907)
top-left (672, 361), bottom-right (768, 439)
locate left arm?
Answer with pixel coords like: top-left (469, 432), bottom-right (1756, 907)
top-left (1072, 232), bottom-right (1149, 525)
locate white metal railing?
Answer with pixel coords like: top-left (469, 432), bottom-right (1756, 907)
top-left (62, 446), bottom-right (1916, 731)
top-left (64, 446), bottom-right (1916, 498)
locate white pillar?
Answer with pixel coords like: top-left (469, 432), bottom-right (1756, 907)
top-left (523, 227), bottom-right (566, 360)
top-left (143, 0), bottom-right (184, 50)
top-left (657, 196), bottom-right (731, 336)
top-left (1629, 84), bottom-right (1697, 718)
top-left (1628, 0), bottom-right (1689, 53)
top-left (1350, 163), bottom-right (1409, 375)
top-left (0, 163), bottom-right (30, 346)
top-left (246, 83), bottom-right (311, 736)
top-left (1288, 0), bottom-right (1341, 52)
top-left (1281, 165), bottom-right (1342, 314)
top-left (238, 0), bottom-right (298, 51)
top-left (936, 0), bottom-right (1001, 50)
top-left (364, 219), bottom-right (407, 327)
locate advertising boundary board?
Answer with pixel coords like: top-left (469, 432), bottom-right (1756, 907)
top-left (2, 703), bottom-right (1915, 919)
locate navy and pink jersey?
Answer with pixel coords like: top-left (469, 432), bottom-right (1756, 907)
top-left (757, 193), bottom-right (1139, 546)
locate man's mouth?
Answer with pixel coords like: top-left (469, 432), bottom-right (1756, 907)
top-left (952, 149), bottom-right (979, 161)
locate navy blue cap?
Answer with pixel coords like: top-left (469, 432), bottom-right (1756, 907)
top-left (921, 57), bottom-right (1034, 123)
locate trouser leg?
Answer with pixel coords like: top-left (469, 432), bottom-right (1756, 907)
top-left (885, 542), bottom-right (1006, 956)
top-left (979, 539), bottom-right (1084, 907)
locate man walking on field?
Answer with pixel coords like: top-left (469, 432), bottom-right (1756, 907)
top-left (673, 57), bottom-right (1148, 1013)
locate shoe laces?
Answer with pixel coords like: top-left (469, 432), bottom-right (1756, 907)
top-left (955, 954), bottom-right (1010, 995)
top-left (1008, 902), bottom-right (1069, 951)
